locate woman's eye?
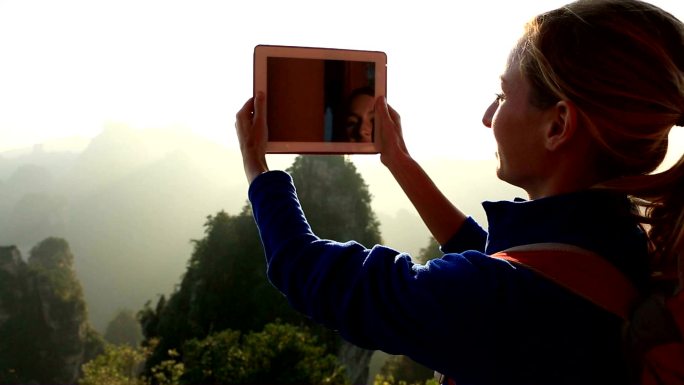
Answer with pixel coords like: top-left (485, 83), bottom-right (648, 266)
top-left (345, 117), bottom-right (360, 128)
top-left (495, 93), bottom-right (505, 103)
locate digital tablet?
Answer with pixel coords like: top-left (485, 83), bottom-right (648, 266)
top-left (253, 45), bottom-right (387, 154)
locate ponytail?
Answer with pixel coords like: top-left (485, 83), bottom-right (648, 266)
top-left (601, 155), bottom-right (684, 287)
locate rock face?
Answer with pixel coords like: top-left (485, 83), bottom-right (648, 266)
top-left (338, 340), bottom-right (374, 385)
top-left (0, 239), bottom-right (91, 384)
top-left (0, 246), bottom-right (23, 327)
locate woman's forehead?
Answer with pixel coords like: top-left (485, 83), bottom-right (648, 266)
top-left (501, 55), bottom-right (523, 85)
top-left (499, 41), bottom-right (526, 82)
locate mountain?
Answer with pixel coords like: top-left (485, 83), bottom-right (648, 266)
top-left (0, 144), bottom-right (79, 182)
top-left (0, 240), bottom-right (103, 384)
top-left (0, 128), bottom-right (523, 331)
top-left (0, 127), bottom-right (245, 330)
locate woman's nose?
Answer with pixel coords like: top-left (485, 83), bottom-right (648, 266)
top-left (482, 101), bottom-right (497, 128)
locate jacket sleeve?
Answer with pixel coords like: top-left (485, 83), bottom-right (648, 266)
top-left (440, 217), bottom-right (488, 254)
top-left (248, 170), bottom-right (511, 362)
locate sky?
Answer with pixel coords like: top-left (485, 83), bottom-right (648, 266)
top-left (0, 0), bottom-right (683, 165)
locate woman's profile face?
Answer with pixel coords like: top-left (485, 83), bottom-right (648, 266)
top-left (482, 52), bottom-right (553, 193)
top-left (345, 93), bottom-right (375, 142)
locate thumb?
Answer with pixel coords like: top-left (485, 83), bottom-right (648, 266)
top-left (375, 96), bottom-right (391, 125)
top-left (254, 92), bottom-right (267, 123)
top-left (387, 103), bottom-right (401, 126)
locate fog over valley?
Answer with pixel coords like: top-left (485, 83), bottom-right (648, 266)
top-left (0, 127), bottom-right (522, 331)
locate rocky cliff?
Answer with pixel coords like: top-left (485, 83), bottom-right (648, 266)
top-left (0, 240), bottom-right (101, 384)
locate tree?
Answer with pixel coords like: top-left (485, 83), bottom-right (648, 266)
top-left (25, 238), bottom-right (89, 384)
top-left (287, 155), bottom-right (382, 247)
top-left (378, 355), bottom-right (435, 385)
top-left (0, 238), bottom-right (102, 384)
top-left (139, 208), bottom-right (306, 375)
top-left (416, 237), bottom-right (442, 264)
top-left (0, 246), bottom-right (29, 384)
top-left (181, 322), bottom-right (346, 385)
top-left (139, 155), bottom-right (383, 384)
top-left (82, 323), bottom-right (345, 385)
top-left (105, 309), bottom-right (143, 347)
top-left (79, 344), bottom-right (148, 385)
top-left (137, 295), bottom-right (165, 345)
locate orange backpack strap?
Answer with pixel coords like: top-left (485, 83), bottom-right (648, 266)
top-left (492, 243), bottom-right (641, 320)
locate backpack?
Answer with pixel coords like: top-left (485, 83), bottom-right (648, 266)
top-left (493, 243), bottom-right (684, 385)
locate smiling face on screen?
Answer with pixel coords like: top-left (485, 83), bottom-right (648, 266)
top-left (345, 92), bottom-right (375, 143)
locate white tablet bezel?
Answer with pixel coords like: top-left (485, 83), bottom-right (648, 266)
top-left (254, 44), bottom-right (387, 154)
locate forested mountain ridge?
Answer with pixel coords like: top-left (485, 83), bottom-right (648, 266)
top-left (0, 239), bottom-right (103, 384)
top-left (0, 128), bottom-right (524, 384)
top-left (0, 128), bottom-right (244, 331)
top-left (0, 127), bottom-right (522, 333)
top-left (138, 156), bottom-right (381, 385)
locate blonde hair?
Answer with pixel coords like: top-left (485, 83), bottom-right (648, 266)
top-left (519, 0), bottom-right (684, 282)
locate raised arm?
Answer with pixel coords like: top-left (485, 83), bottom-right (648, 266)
top-left (376, 97), bottom-right (468, 245)
top-left (235, 93), bottom-right (269, 183)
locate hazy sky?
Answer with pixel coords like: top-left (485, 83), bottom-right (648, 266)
top-left (1, 0), bottom-right (683, 164)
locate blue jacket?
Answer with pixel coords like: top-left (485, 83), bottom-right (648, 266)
top-left (248, 170), bottom-right (649, 384)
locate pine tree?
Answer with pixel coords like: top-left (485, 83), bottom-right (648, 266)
top-left (140, 155), bottom-right (382, 384)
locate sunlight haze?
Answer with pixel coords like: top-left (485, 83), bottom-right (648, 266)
top-left (4, 0), bottom-right (682, 160)
top-left (2, 0), bottom-right (684, 347)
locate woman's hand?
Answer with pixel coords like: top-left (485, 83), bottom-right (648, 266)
top-left (235, 92), bottom-right (269, 184)
top-left (375, 96), bottom-right (410, 169)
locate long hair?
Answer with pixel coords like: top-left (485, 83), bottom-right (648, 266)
top-left (518, 0), bottom-right (684, 284)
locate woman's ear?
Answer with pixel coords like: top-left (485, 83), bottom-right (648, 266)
top-left (545, 100), bottom-right (578, 151)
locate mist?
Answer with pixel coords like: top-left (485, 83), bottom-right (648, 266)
top-left (0, 127), bottom-right (522, 331)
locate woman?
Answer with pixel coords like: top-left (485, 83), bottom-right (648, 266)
top-left (235, 0), bottom-right (684, 383)
top-left (334, 86), bottom-right (375, 143)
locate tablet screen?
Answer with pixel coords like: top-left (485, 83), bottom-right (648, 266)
top-left (254, 45), bottom-right (387, 154)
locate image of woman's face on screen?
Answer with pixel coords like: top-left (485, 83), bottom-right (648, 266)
top-left (345, 92), bottom-right (375, 143)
